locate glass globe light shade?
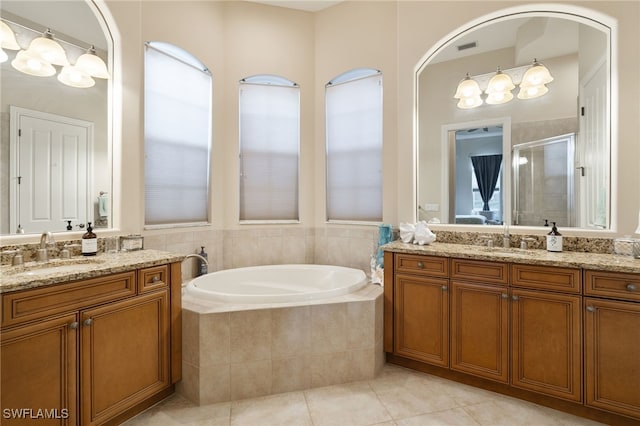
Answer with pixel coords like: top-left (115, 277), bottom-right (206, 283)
top-left (517, 84), bottom-right (549, 100)
top-left (520, 59), bottom-right (553, 87)
top-left (485, 70), bottom-right (515, 94)
top-left (11, 50), bottom-right (56, 77)
top-left (0, 48), bottom-right (7, 64)
top-left (486, 91), bottom-right (514, 105)
top-left (454, 74), bottom-right (482, 99)
top-left (0, 21), bottom-right (20, 50)
top-left (75, 46), bottom-right (109, 79)
top-left (24, 29), bottom-right (69, 66)
top-left (457, 95), bottom-right (483, 109)
top-left (58, 65), bottom-right (95, 88)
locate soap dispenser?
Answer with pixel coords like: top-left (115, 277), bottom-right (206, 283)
top-left (82, 222), bottom-right (98, 256)
top-left (546, 222), bottom-right (563, 252)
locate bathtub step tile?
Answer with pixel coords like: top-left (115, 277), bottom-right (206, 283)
top-left (310, 303), bottom-right (348, 354)
top-left (272, 356), bottom-right (311, 394)
top-left (200, 312), bottom-right (231, 367)
top-left (230, 310), bottom-right (272, 363)
top-left (346, 300), bottom-right (377, 350)
top-left (271, 306), bottom-right (311, 359)
top-left (230, 391), bottom-right (312, 426)
top-left (309, 351), bottom-right (351, 388)
top-left (230, 360), bottom-right (272, 401)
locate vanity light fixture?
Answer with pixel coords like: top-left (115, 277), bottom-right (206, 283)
top-left (454, 73), bottom-right (483, 109)
top-left (485, 67), bottom-right (515, 105)
top-left (2, 18), bottom-right (109, 88)
top-left (0, 20), bottom-right (20, 63)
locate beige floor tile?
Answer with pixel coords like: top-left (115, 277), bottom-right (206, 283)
top-left (374, 374), bottom-right (460, 418)
top-left (395, 407), bottom-right (481, 425)
top-left (121, 410), bottom-right (181, 425)
top-left (462, 399), bottom-right (564, 426)
top-left (230, 392), bottom-right (312, 426)
top-left (304, 381), bottom-right (392, 426)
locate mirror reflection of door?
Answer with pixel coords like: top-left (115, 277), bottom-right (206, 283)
top-left (10, 107), bottom-right (93, 234)
top-left (450, 126), bottom-right (504, 225)
top-left (512, 134), bottom-right (575, 227)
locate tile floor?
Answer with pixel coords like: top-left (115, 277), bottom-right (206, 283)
top-left (123, 364), bottom-right (605, 426)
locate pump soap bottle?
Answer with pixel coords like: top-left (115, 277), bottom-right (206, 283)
top-left (546, 222), bottom-right (563, 252)
top-left (82, 222), bottom-right (98, 256)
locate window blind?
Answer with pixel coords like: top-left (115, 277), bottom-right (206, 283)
top-left (144, 43), bottom-right (212, 226)
top-left (239, 78), bottom-right (300, 221)
top-left (326, 72), bottom-right (383, 222)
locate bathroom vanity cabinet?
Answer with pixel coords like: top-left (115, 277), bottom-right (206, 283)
top-left (0, 261), bottom-right (182, 425)
top-left (383, 247), bottom-right (640, 424)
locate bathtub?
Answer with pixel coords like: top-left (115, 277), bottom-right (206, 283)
top-left (184, 264), bottom-right (368, 304)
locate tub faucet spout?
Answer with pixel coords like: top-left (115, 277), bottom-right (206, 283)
top-left (183, 253), bottom-right (209, 274)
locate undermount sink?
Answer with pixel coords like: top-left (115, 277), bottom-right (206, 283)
top-left (2, 258), bottom-right (106, 277)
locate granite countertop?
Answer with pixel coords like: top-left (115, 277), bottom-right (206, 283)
top-left (382, 241), bottom-right (640, 274)
top-left (0, 249), bottom-right (185, 294)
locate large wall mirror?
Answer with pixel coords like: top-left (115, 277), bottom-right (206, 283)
top-left (417, 7), bottom-right (612, 230)
top-left (1, 0), bottom-right (112, 236)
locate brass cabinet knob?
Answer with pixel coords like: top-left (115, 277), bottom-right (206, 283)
top-left (69, 321), bottom-right (79, 330)
top-left (417, 262), bottom-right (424, 269)
top-left (586, 306), bottom-right (596, 313)
top-left (152, 275), bottom-right (161, 283)
top-left (626, 283), bottom-right (637, 292)
top-left (83, 318), bottom-right (93, 327)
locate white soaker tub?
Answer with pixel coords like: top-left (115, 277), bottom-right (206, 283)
top-left (184, 264), bottom-right (368, 304)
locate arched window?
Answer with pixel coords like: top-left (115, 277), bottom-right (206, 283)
top-left (239, 74), bottom-right (300, 222)
top-left (326, 68), bottom-right (383, 222)
top-left (144, 42), bottom-right (212, 226)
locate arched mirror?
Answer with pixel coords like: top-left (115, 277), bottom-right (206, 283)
top-left (417, 7), bottom-right (613, 230)
top-left (1, 0), bottom-right (112, 235)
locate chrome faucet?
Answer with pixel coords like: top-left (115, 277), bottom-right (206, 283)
top-left (183, 253), bottom-right (209, 274)
top-left (37, 232), bottom-right (55, 262)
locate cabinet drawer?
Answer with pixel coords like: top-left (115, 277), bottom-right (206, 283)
top-left (511, 264), bottom-right (581, 294)
top-left (2, 271), bottom-right (136, 327)
top-left (395, 254), bottom-right (448, 277)
top-left (139, 265), bottom-right (169, 293)
top-left (584, 270), bottom-right (640, 302)
top-left (451, 258), bottom-right (508, 285)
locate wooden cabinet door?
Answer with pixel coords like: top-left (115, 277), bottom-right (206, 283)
top-left (1, 313), bottom-right (77, 426)
top-left (80, 290), bottom-right (170, 426)
top-left (511, 289), bottom-right (582, 402)
top-left (394, 274), bottom-right (449, 366)
top-left (450, 281), bottom-right (509, 383)
top-left (585, 298), bottom-right (640, 419)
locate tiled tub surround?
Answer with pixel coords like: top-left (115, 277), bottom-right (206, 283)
top-left (178, 283), bottom-right (384, 404)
